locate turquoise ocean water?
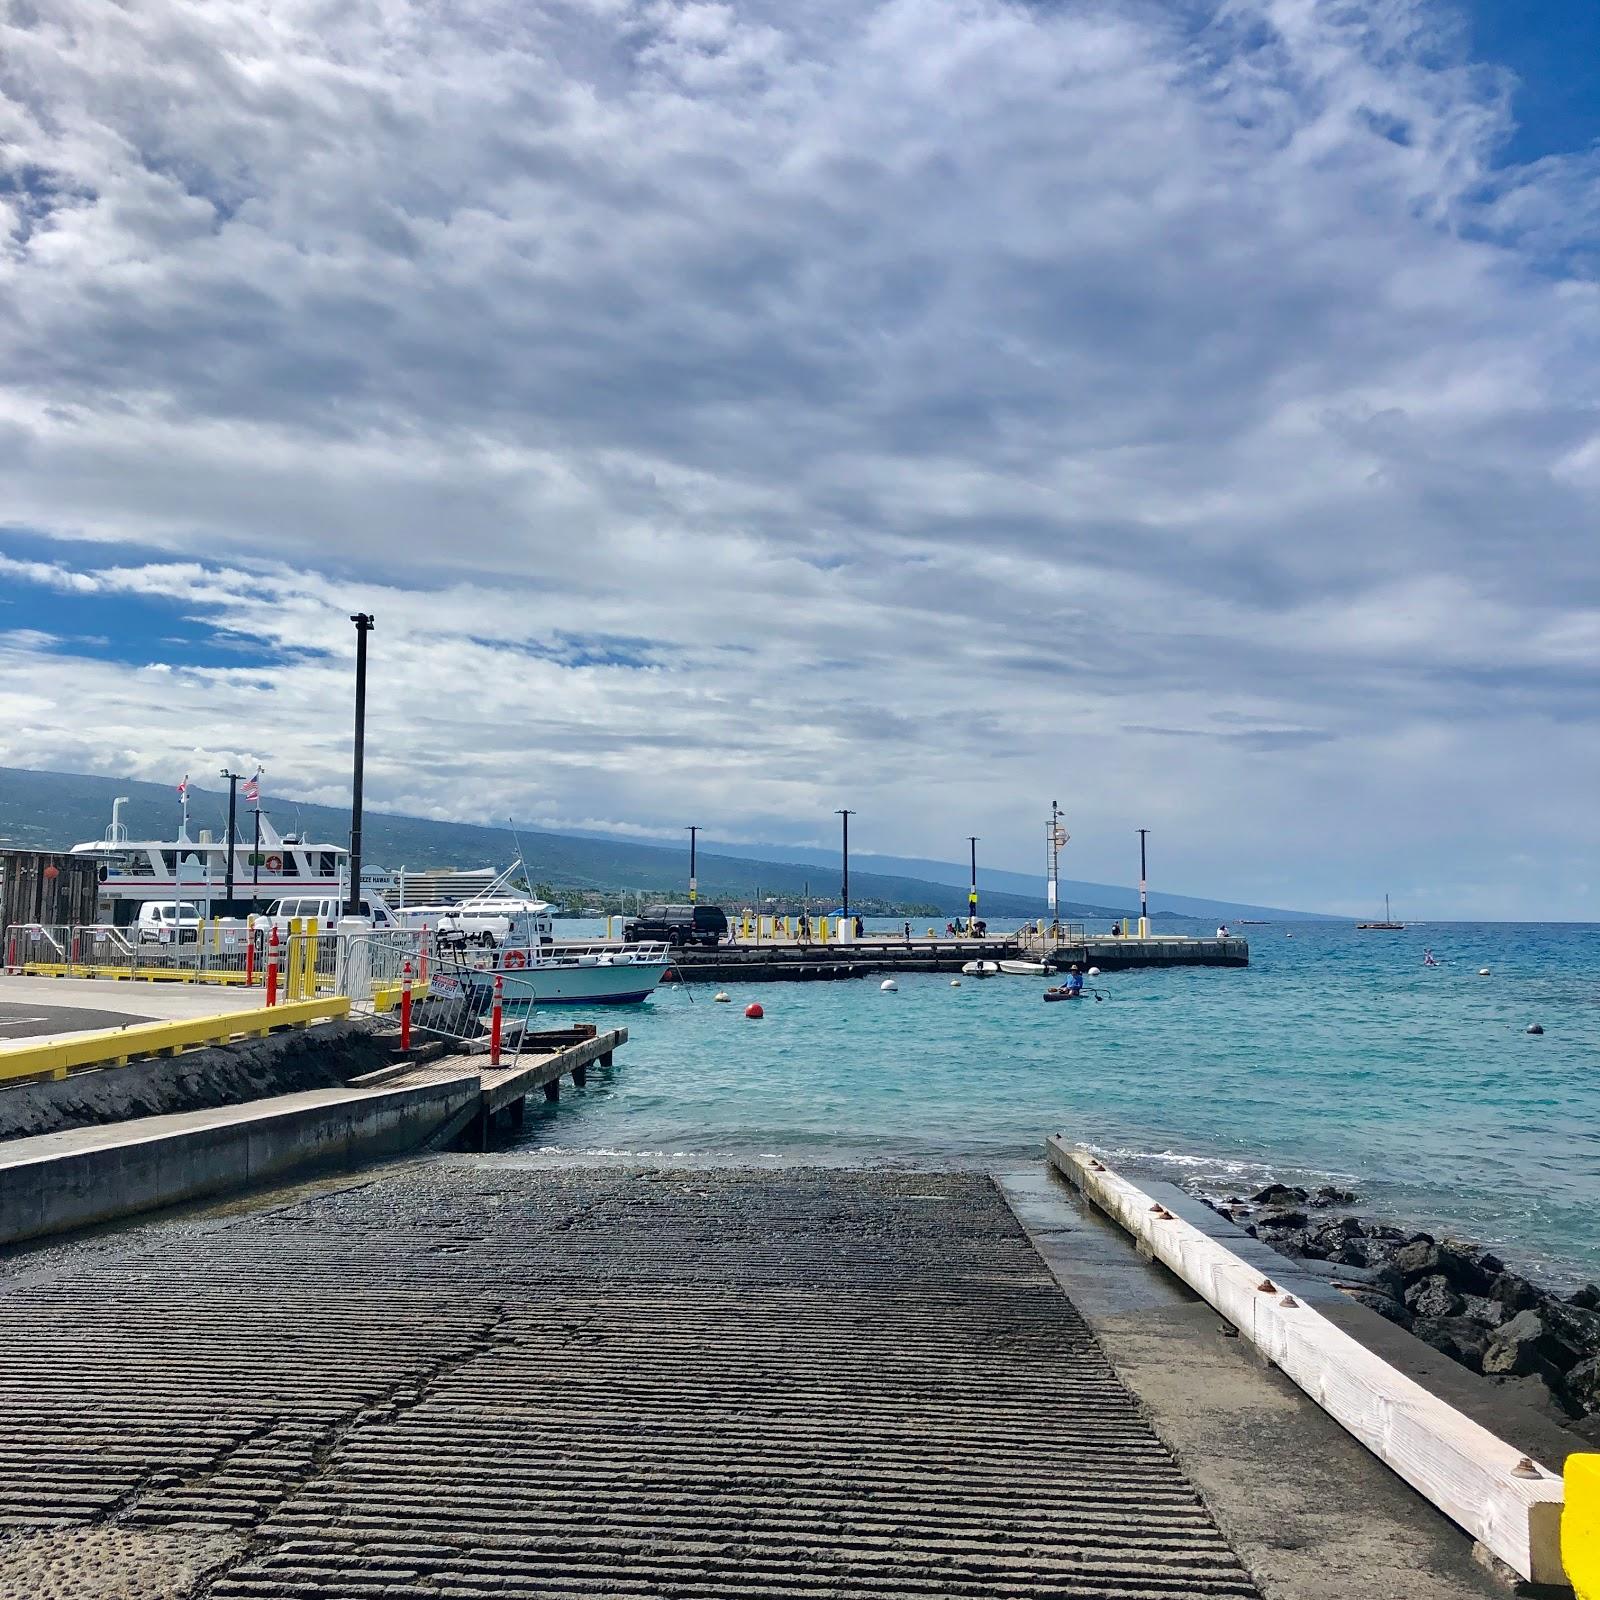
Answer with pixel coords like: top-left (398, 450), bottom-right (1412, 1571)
top-left (511, 919), bottom-right (1600, 1285)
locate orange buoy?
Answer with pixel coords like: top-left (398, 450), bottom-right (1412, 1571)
top-left (745, 1002), bottom-right (764, 1019)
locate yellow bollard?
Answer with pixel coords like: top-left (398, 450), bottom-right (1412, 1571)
top-left (305, 917), bottom-right (319, 995)
top-left (286, 919), bottom-right (301, 1000)
top-left (816, 916), bottom-right (827, 945)
top-left (1566, 1454), bottom-right (1600, 1600)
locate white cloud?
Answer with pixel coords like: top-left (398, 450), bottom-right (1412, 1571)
top-left (0, 0), bottom-right (1597, 914)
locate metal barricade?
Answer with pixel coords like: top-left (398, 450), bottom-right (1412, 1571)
top-left (3, 919), bottom-right (258, 984)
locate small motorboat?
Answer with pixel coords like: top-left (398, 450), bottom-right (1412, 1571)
top-left (997, 959), bottom-right (1048, 976)
top-left (961, 960), bottom-right (999, 977)
top-left (1043, 986), bottom-right (1084, 1002)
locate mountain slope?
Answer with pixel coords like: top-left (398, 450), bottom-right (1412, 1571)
top-left (0, 766), bottom-right (1143, 921)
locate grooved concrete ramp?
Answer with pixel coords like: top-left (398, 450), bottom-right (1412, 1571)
top-left (0, 1167), bottom-right (1263, 1599)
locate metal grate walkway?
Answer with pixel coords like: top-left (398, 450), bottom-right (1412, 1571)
top-left (0, 1167), bottom-right (1263, 1598)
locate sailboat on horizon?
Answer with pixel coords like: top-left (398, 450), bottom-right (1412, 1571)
top-left (1356, 894), bottom-right (1405, 930)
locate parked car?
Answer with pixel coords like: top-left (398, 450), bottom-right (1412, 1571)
top-left (622, 903), bottom-right (728, 947)
top-left (136, 901), bottom-right (203, 944)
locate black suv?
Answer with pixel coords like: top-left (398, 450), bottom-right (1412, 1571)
top-left (623, 903), bottom-right (729, 947)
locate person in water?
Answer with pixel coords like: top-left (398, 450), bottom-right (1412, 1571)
top-left (1066, 964), bottom-right (1084, 996)
top-left (1423, 948), bottom-right (1438, 967)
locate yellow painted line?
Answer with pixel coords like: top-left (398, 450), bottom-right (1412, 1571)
top-left (1568, 1455), bottom-right (1600, 1598)
top-left (0, 996), bottom-right (350, 1084)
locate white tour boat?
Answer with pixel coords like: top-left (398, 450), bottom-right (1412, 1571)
top-left (72, 796), bottom-right (351, 924)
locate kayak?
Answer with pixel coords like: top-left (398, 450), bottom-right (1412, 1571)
top-left (1043, 987), bottom-right (1084, 1003)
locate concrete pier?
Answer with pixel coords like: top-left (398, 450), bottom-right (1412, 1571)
top-left (655, 933), bottom-right (1248, 983)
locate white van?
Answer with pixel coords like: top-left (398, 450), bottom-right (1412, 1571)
top-left (259, 893), bottom-right (399, 937)
top-left (137, 901), bottom-right (203, 944)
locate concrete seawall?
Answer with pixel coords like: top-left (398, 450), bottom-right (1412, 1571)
top-left (0, 1073), bottom-right (479, 1246)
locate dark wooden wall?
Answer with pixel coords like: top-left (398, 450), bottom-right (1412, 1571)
top-left (0, 850), bottom-right (100, 931)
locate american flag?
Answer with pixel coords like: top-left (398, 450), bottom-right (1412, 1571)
top-left (243, 770), bottom-right (261, 802)
top-left (177, 774), bottom-right (188, 797)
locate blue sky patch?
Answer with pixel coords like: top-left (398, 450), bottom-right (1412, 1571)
top-left (0, 530), bottom-right (286, 671)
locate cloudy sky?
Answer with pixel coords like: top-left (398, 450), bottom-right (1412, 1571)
top-left (1, 0), bottom-right (1597, 917)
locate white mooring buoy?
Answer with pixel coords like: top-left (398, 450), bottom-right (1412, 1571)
top-left (950, 978), bottom-right (961, 987)
top-left (714, 991), bottom-right (731, 1003)
top-left (1479, 968), bottom-right (1491, 976)
top-left (1527, 1023), bottom-right (1544, 1035)
top-left (881, 978), bottom-right (898, 991)
top-left (1087, 966), bottom-right (1101, 977)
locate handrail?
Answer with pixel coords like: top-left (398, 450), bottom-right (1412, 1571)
top-left (0, 996), bottom-right (350, 1085)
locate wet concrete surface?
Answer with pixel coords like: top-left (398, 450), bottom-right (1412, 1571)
top-left (999, 1168), bottom-right (1510, 1600)
top-left (0, 1162), bottom-right (1266, 1600)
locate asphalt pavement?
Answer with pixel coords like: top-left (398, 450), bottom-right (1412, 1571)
top-left (0, 1001), bottom-right (143, 1041)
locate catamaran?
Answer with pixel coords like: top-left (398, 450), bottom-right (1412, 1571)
top-left (1356, 895), bottom-right (1406, 930)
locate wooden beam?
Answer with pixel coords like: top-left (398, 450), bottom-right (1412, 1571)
top-left (1048, 1136), bottom-right (1565, 1585)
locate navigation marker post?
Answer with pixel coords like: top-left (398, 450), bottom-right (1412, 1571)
top-left (1046, 801), bottom-right (1068, 935)
top-left (1138, 828), bottom-right (1149, 939)
top-left (687, 825), bottom-right (699, 905)
top-left (968, 836), bottom-right (979, 930)
top-left (836, 810), bottom-right (855, 930)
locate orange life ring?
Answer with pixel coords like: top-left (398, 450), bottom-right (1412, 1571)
top-left (503, 949), bottom-right (527, 969)
top-left (264, 854), bottom-right (282, 872)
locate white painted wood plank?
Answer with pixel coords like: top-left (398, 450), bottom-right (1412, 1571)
top-left (1047, 1136), bottom-right (1565, 1584)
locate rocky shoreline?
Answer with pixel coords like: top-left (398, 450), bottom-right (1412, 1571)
top-left (1208, 1183), bottom-right (1600, 1442)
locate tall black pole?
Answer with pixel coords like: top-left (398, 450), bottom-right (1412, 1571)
top-left (687, 825), bottom-right (699, 904)
top-left (252, 807), bottom-right (262, 892)
top-left (348, 613), bottom-right (376, 916)
top-left (836, 809), bottom-right (854, 920)
top-left (1138, 828), bottom-right (1149, 929)
top-left (968, 836), bottom-right (979, 929)
top-left (220, 769), bottom-right (241, 906)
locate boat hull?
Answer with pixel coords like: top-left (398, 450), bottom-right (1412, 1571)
top-left (461, 958), bottom-right (671, 1008)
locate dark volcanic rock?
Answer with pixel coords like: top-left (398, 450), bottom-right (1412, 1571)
top-left (1406, 1275), bottom-right (1466, 1320)
top-left (1343, 1289), bottom-right (1413, 1329)
top-left (1329, 1237), bottom-right (1370, 1268)
top-left (1567, 1357), bottom-right (1600, 1412)
top-left (1390, 1239), bottom-right (1490, 1294)
top-left (1462, 1294), bottom-right (1507, 1330)
top-left (1545, 1301), bottom-right (1600, 1363)
top-left (1569, 1284), bottom-right (1600, 1311)
top-left (1482, 1309), bottom-right (1570, 1377)
top-left (1491, 1273), bottom-right (1545, 1314)
top-left (1390, 1239), bottom-right (1444, 1283)
top-left (1252, 1183), bottom-right (1309, 1206)
top-left (1311, 1186), bottom-right (1358, 1206)
top-left (1257, 1208), bottom-right (1309, 1230)
top-left (1413, 1315), bottom-right (1491, 1373)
